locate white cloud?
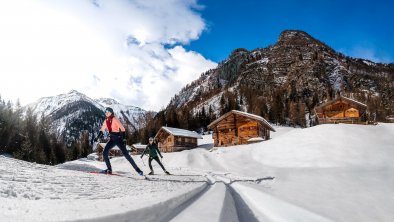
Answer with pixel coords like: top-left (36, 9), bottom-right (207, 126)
top-left (0, 0), bottom-right (217, 111)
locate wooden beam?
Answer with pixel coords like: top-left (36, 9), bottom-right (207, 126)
top-left (234, 113), bottom-right (238, 137)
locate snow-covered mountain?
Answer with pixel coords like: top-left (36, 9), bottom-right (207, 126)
top-left (165, 30), bottom-right (394, 127)
top-left (1, 123), bottom-right (394, 221)
top-left (95, 97), bottom-right (148, 132)
top-left (23, 90), bottom-right (151, 144)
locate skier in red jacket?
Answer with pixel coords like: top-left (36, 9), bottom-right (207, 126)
top-left (94, 107), bottom-right (143, 176)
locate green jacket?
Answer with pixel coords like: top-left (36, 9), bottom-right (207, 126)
top-left (142, 143), bottom-right (162, 158)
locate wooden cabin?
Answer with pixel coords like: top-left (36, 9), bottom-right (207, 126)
top-left (207, 110), bottom-right (276, 147)
top-left (94, 143), bottom-right (132, 161)
top-left (386, 115), bottom-right (394, 123)
top-left (314, 96), bottom-right (367, 124)
top-left (155, 127), bottom-right (203, 152)
top-left (130, 144), bottom-right (146, 155)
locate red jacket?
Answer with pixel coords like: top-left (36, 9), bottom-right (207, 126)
top-left (100, 117), bottom-right (125, 133)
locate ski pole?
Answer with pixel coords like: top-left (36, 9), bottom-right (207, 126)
top-left (141, 156), bottom-right (146, 166)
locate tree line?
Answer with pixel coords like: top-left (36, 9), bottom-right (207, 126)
top-left (0, 97), bottom-right (92, 165)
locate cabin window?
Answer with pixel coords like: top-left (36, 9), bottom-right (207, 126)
top-left (168, 137), bottom-right (171, 142)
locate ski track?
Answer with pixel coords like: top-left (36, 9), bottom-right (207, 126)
top-left (1, 155), bottom-right (314, 222)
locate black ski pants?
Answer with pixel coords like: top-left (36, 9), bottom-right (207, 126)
top-left (149, 156), bottom-right (166, 172)
top-left (103, 137), bottom-right (141, 173)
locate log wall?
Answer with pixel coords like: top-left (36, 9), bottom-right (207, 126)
top-left (212, 114), bottom-right (271, 147)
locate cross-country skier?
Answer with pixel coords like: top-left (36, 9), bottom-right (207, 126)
top-left (94, 107), bottom-right (143, 176)
top-left (141, 137), bottom-right (170, 175)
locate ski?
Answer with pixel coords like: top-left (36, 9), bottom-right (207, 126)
top-left (88, 171), bottom-right (123, 177)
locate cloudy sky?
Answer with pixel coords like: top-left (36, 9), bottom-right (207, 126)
top-left (0, 0), bottom-right (217, 111)
top-left (1, 0), bottom-right (393, 111)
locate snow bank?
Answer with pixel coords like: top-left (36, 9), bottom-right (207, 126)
top-left (1, 123), bottom-right (394, 221)
top-left (252, 123), bottom-right (394, 168)
top-left (232, 183), bottom-right (332, 222)
top-left (0, 156), bottom-right (207, 222)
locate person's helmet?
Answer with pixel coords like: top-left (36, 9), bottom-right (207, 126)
top-left (149, 137), bottom-right (154, 142)
top-left (104, 107), bottom-right (114, 114)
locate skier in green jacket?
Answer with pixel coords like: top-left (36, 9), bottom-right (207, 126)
top-left (141, 137), bottom-right (170, 175)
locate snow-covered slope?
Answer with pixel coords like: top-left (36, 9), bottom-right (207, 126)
top-left (24, 90), bottom-right (100, 117)
top-left (95, 98), bottom-right (148, 131)
top-left (23, 90), bottom-right (150, 144)
top-left (1, 123), bottom-right (394, 221)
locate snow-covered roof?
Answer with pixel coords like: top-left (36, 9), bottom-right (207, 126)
top-left (315, 96), bottom-right (367, 110)
top-left (208, 110), bottom-right (276, 132)
top-left (157, 127), bottom-right (203, 139)
top-left (131, 144), bottom-right (146, 149)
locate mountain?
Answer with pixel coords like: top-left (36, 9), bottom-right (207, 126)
top-left (164, 30), bottom-right (394, 129)
top-left (24, 90), bottom-right (151, 145)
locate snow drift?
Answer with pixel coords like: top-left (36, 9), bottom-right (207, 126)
top-left (1, 123), bottom-right (394, 221)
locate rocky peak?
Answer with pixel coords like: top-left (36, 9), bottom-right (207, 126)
top-left (276, 30), bottom-right (330, 51)
top-left (96, 98), bottom-right (120, 106)
top-left (229, 48), bottom-right (249, 59)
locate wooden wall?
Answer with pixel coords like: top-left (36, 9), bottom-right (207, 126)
top-left (212, 113), bottom-right (271, 147)
top-left (316, 100), bottom-right (365, 124)
top-left (158, 134), bottom-right (175, 152)
top-left (157, 132), bottom-right (198, 153)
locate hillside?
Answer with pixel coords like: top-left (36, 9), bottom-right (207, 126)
top-left (23, 90), bottom-right (151, 145)
top-left (1, 123), bottom-right (394, 221)
top-left (163, 30), bottom-right (394, 130)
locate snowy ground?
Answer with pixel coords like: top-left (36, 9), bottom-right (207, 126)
top-left (1, 123), bottom-right (394, 221)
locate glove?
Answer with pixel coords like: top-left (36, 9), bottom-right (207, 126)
top-left (95, 131), bottom-right (103, 142)
top-left (160, 155), bottom-right (163, 158)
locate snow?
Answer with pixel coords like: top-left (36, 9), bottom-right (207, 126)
top-left (208, 110), bottom-right (275, 132)
top-left (247, 137), bottom-right (264, 142)
top-left (1, 123), bottom-right (394, 221)
top-left (192, 91), bottom-right (224, 117)
top-left (159, 126), bottom-right (203, 139)
top-left (363, 60), bottom-right (376, 66)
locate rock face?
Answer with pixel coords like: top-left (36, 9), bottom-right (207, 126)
top-left (166, 30), bottom-right (393, 128)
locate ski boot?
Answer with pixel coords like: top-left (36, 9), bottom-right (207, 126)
top-left (100, 169), bottom-right (112, 174)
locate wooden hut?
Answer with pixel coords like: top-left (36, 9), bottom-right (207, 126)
top-left (155, 127), bottom-right (203, 152)
top-left (130, 144), bottom-right (146, 155)
top-left (314, 96), bottom-right (367, 124)
top-left (207, 110), bottom-right (275, 147)
top-left (94, 143), bottom-right (132, 161)
top-left (386, 115), bottom-right (394, 123)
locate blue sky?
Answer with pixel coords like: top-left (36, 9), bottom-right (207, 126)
top-left (186, 0), bottom-right (394, 63)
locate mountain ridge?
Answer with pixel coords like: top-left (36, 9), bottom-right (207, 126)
top-left (159, 30), bottom-right (393, 130)
top-left (23, 90), bottom-right (152, 145)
